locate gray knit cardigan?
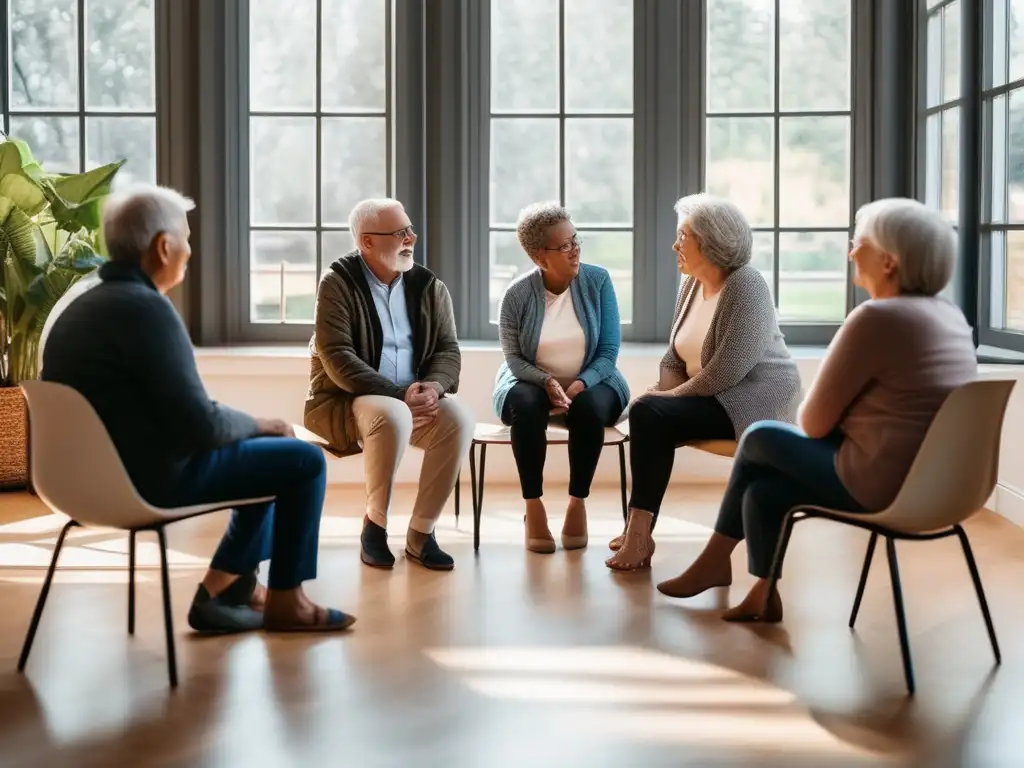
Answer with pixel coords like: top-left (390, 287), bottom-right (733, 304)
top-left (658, 265), bottom-right (802, 437)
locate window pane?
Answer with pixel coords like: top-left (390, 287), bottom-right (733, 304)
top-left (752, 231), bottom-right (775, 300)
top-left (581, 230), bottom-right (633, 323)
top-left (926, 12), bottom-right (941, 108)
top-left (993, 0), bottom-right (1009, 88)
top-left (250, 231), bottom-right (317, 323)
top-left (489, 230), bottom-right (534, 323)
top-left (321, 117), bottom-right (388, 227)
top-left (8, 116), bottom-right (79, 173)
top-left (942, 1), bottom-right (961, 103)
top-left (1011, 0), bottom-right (1024, 83)
top-left (85, 0), bottom-right (155, 110)
top-left (250, 117), bottom-right (316, 226)
top-left (249, 0), bottom-right (316, 112)
top-left (322, 230), bottom-right (356, 266)
top-left (1004, 231), bottom-right (1024, 331)
top-left (706, 117), bottom-right (774, 227)
top-left (491, 0), bottom-right (559, 113)
top-left (941, 107), bottom-right (960, 222)
top-left (778, 0), bottom-right (850, 112)
top-left (490, 118), bottom-right (559, 226)
top-left (565, 118), bottom-right (632, 226)
top-left (564, 0), bottom-right (631, 113)
top-left (925, 112), bottom-right (941, 210)
top-left (321, 0), bottom-right (387, 112)
top-left (11, 0), bottom-right (79, 109)
top-left (706, 0), bottom-right (774, 113)
top-left (778, 231), bottom-right (847, 321)
top-left (86, 116), bottom-right (156, 189)
top-left (991, 94), bottom-right (1008, 223)
top-left (1009, 89), bottom-right (1024, 222)
top-left (779, 116), bottom-right (850, 227)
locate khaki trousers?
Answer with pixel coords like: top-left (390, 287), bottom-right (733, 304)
top-left (351, 395), bottom-right (475, 534)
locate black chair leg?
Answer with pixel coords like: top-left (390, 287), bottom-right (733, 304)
top-left (848, 532), bottom-right (878, 629)
top-left (156, 527), bottom-right (178, 689)
top-left (18, 520), bottom-right (77, 672)
top-left (469, 445), bottom-right (477, 550)
top-left (454, 472), bottom-right (460, 524)
top-left (128, 529), bottom-right (137, 635)
top-left (885, 537), bottom-right (915, 695)
top-left (764, 513), bottom-right (796, 607)
top-left (473, 444), bottom-right (487, 553)
top-left (955, 524), bottom-right (1001, 664)
top-left (618, 443), bottom-right (628, 523)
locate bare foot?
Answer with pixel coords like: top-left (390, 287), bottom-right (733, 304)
top-left (605, 510), bottom-right (654, 571)
top-left (721, 579), bottom-right (783, 623)
top-left (250, 583), bottom-right (267, 611)
top-left (608, 532), bottom-right (625, 551)
top-left (656, 557), bottom-right (733, 598)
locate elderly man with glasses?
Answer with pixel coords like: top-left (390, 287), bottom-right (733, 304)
top-left (304, 198), bottom-right (474, 572)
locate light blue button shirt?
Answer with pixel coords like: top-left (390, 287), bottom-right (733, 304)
top-left (359, 256), bottom-right (416, 387)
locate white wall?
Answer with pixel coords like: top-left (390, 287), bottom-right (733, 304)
top-left (195, 346), bottom-right (1024, 523)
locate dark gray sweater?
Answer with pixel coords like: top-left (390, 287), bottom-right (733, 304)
top-left (41, 261), bottom-right (259, 503)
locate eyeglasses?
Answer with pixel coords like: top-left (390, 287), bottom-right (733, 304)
top-left (366, 225), bottom-right (416, 240)
top-left (542, 234), bottom-right (581, 253)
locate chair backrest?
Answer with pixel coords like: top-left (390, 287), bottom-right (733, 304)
top-left (21, 380), bottom-right (157, 529)
top-left (875, 378), bottom-right (1016, 533)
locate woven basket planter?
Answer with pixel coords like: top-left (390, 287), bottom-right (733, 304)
top-left (0, 386), bottom-right (28, 490)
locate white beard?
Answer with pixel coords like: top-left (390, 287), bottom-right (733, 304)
top-left (389, 250), bottom-right (415, 273)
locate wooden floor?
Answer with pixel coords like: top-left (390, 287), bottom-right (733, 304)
top-left (0, 483), bottom-right (1022, 767)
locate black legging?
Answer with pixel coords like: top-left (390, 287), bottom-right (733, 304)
top-left (627, 394), bottom-right (735, 521)
top-left (501, 381), bottom-right (624, 499)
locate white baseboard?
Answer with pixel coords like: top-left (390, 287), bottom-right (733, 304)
top-left (991, 483), bottom-right (1024, 526)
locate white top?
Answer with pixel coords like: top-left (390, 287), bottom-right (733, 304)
top-left (673, 285), bottom-right (720, 378)
top-left (535, 288), bottom-right (586, 390)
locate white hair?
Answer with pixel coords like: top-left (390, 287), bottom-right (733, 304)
top-left (516, 201), bottom-right (571, 256)
top-left (853, 197), bottom-right (956, 296)
top-left (673, 193), bottom-right (752, 271)
top-left (102, 183), bottom-right (195, 265)
top-left (348, 198), bottom-right (405, 239)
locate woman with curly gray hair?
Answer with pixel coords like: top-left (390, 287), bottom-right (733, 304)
top-left (657, 197), bottom-right (975, 623)
top-left (493, 202), bottom-right (630, 553)
top-left (607, 193), bottom-right (801, 571)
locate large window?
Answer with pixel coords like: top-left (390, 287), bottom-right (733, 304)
top-left (4, 0), bottom-right (156, 186)
top-left (921, 0), bottom-right (962, 230)
top-left (487, 0), bottom-right (633, 324)
top-left (983, 0), bottom-right (1024, 333)
top-left (247, 0), bottom-right (391, 325)
top-left (705, 0), bottom-right (853, 323)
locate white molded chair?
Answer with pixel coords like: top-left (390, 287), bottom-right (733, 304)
top-left (764, 379), bottom-right (1016, 695)
top-left (18, 381), bottom-right (274, 688)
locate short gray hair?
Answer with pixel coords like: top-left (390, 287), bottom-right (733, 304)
top-left (674, 193), bottom-right (752, 271)
top-left (516, 201), bottom-right (570, 257)
top-left (103, 183), bottom-right (195, 265)
top-left (349, 198), bottom-right (405, 238)
top-left (853, 198), bottom-right (955, 296)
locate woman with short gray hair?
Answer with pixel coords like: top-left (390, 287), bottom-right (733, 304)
top-left (657, 197), bottom-right (976, 623)
top-left (607, 193), bottom-right (801, 571)
top-left (493, 202), bottom-right (630, 553)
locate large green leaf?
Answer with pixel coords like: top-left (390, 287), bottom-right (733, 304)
top-left (0, 140), bottom-right (46, 215)
top-left (45, 160), bottom-right (124, 233)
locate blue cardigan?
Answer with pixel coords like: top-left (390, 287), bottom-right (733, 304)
top-left (492, 262), bottom-right (630, 418)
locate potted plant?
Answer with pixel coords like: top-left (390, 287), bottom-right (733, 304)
top-left (0, 136), bottom-right (123, 489)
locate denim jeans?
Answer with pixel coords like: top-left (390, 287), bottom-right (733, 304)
top-left (151, 436), bottom-right (327, 590)
top-left (715, 421), bottom-right (867, 579)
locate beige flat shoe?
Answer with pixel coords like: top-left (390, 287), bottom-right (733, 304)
top-left (525, 515), bottom-right (556, 554)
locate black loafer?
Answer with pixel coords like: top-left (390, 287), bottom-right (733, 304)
top-left (360, 518), bottom-right (396, 568)
top-left (187, 584), bottom-right (264, 634)
top-left (406, 533), bottom-right (454, 571)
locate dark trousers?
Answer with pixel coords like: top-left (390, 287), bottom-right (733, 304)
top-left (501, 381), bottom-right (624, 499)
top-left (627, 394), bottom-right (735, 519)
top-left (715, 421), bottom-right (867, 579)
top-left (151, 437), bottom-right (327, 590)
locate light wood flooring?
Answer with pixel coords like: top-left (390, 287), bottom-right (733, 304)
top-left (0, 482), bottom-right (1023, 767)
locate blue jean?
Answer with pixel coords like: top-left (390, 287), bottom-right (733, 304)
top-left (151, 437), bottom-right (327, 590)
top-left (715, 421), bottom-right (867, 579)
